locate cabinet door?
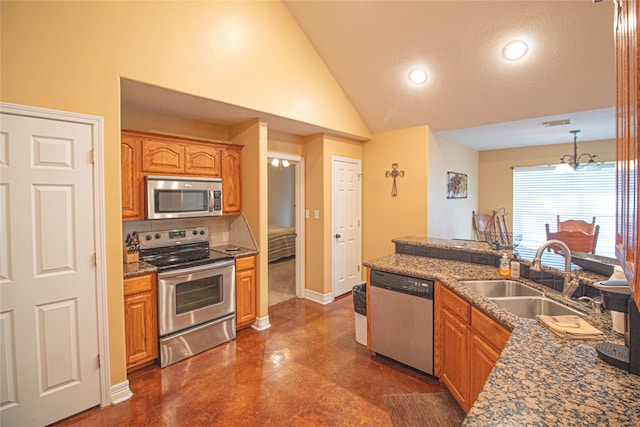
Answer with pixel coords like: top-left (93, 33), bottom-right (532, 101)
top-left (440, 308), bottom-right (470, 412)
top-left (235, 265), bottom-right (256, 329)
top-left (142, 139), bottom-right (184, 174)
top-left (121, 134), bottom-right (143, 220)
top-left (186, 145), bottom-right (221, 177)
top-left (469, 334), bottom-right (500, 406)
top-left (221, 148), bottom-right (242, 215)
top-left (615, 0), bottom-right (640, 304)
top-left (124, 291), bottom-right (157, 369)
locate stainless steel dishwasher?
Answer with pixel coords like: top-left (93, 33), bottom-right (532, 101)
top-left (370, 269), bottom-right (434, 375)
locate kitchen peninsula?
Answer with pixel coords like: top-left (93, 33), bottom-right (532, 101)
top-left (363, 237), bottom-right (640, 426)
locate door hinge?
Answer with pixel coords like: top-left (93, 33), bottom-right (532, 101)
top-left (97, 354), bottom-right (100, 368)
top-left (90, 149), bottom-right (95, 164)
top-left (92, 253), bottom-right (97, 266)
top-left (358, 264), bottom-right (360, 272)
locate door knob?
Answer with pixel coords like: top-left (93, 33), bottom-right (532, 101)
top-left (335, 234), bottom-right (341, 239)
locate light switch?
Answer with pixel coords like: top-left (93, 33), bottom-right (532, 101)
top-left (314, 210), bottom-right (320, 219)
top-left (222, 231), bottom-right (229, 242)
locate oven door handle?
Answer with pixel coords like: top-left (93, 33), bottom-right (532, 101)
top-left (158, 259), bottom-right (235, 279)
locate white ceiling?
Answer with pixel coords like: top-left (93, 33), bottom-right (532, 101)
top-left (122, 1), bottom-right (616, 151)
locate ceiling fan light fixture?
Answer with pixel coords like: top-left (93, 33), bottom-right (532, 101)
top-left (408, 68), bottom-right (428, 85)
top-left (502, 40), bottom-right (528, 61)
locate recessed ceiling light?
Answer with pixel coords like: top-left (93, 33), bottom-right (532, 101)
top-left (408, 68), bottom-right (428, 85)
top-left (502, 40), bottom-right (528, 61)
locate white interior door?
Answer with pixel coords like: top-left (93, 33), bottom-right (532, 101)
top-left (332, 157), bottom-right (362, 297)
top-left (0, 113), bottom-right (101, 425)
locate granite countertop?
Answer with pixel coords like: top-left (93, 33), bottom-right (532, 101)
top-left (123, 261), bottom-right (157, 278)
top-left (363, 251), bottom-right (640, 426)
top-left (211, 244), bottom-right (257, 258)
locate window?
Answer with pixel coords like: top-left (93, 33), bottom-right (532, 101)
top-left (513, 162), bottom-right (615, 257)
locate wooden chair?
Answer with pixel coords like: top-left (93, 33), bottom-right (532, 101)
top-left (545, 224), bottom-right (600, 254)
top-left (556, 216), bottom-right (597, 234)
top-left (472, 211), bottom-right (493, 240)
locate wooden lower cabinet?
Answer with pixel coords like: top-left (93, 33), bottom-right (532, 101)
top-left (124, 273), bottom-right (157, 371)
top-left (235, 255), bottom-right (256, 329)
top-left (435, 282), bottom-right (511, 412)
top-left (440, 308), bottom-right (470, 409)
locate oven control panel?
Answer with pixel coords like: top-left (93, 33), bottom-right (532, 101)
top-left (139, 227), bottom-right (209, 248)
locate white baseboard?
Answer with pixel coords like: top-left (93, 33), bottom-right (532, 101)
top-left (304, 289), bottom-right (334, 305)
top-left (251, 315), bottom-right (271, 331)
top-left (110, 379), bottom-right (133, 405)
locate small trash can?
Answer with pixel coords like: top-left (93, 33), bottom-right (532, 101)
top-left (352, 283), bottom-right (367, 345)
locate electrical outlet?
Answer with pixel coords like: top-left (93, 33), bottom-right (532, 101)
top-left (222, 231), bottom-right (229, 242)
top-left (305, 209), bottom-right (310, 219)
top-left (314, 210), bottom-right (320, 219)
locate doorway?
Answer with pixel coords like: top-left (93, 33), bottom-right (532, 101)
top-left (332, 156), bottom-right (362, 297)
top-left (267, 153), bottom-right (305, 306)
top-left (0, 103), bottom-right (109, 425)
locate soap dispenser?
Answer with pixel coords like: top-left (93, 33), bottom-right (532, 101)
top-left (498, 253), bottom-right (511, 278)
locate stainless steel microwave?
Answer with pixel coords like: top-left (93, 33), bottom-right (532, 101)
top-left (145, 176), bottom-right (222, 219)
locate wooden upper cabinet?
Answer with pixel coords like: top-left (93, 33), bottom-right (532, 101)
top-left (121, 129), bottom-right (243, 219)
top-left (614, 0), bottom-right (639, 306)
top-left (222, 147), bottom-right (242, 215)
top-left (186, 145), bottom-right (221, 177)
top-left (142, 139), bottom-right (184, 174)
top-left (121, 134), bottom-right (144, 220)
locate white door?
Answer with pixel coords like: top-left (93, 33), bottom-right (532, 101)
top-left (332, 157), bottom-right (362, 297)
top-left (0, 113), bottom-right (101, 425)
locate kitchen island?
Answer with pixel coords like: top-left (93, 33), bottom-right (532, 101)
top-left (364, 237), bottom-right (640, 426)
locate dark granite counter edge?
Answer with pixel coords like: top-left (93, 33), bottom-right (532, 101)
top-left (123, 261), bottom-right (157, 279)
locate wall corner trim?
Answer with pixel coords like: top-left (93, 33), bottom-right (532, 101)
top-left (110, 380), bottom-right (133, 405)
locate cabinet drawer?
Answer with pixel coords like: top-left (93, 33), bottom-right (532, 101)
top-left (441, 285), bottom-right (470, 323)
top-left (124, 274), bottom-right (154, 296)
top-left (236, 255), bottom-right (255, 271)
top-left (471, 307), bottom-right (511, 351)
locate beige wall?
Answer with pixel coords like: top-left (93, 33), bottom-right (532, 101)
top-left (427, 133), bottom-right (479, 239)
top-left (1, 1), bottom-right (370, 386)
top-left (479, 139), bottom-right (616, 229)
top-left (362, 126), bottom-right (429, 262)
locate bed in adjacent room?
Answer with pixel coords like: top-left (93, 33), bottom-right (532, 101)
top-left (268, 224), bottom-right (296, 263)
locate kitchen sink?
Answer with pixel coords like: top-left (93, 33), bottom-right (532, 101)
top-left (488, 296), bottom-right (587, 320)
top-left (459, 280), bottom-right (544, 298)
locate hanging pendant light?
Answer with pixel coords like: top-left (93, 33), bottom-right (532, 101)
top-left (554, 130), bottom-right (600, 173)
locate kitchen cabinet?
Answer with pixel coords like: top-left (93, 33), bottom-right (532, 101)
top-left (614, 0), bottom-right (640, 307)
top-left (121, 129), bottom-right (242, 219)
top-left (121, 133), bottom-right (144, 220)
top-left (221, 147), bottom-right (242, 215)
top-left (124, 273), bottom-right (157, 371)
top-left (235, 255), bottom-right (256, 329)
top-left (435, 282), bottom-right (511, 412)
top-left (142, 138), bottom-right (222, 176)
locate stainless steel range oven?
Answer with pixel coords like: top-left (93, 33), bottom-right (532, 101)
top-left (139, 227), bottom-right (236, 368)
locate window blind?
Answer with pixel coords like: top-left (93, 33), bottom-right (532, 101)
top-left (512, 162), bottom-right (616, 257)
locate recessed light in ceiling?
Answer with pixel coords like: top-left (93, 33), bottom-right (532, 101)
top-left (408, 68), bottom-right (428, 85)
top-left (502, 40), bottom-right (528, 61)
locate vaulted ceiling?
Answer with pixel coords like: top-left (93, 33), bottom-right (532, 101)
top-left (283, 0), bottom-right (616, 150)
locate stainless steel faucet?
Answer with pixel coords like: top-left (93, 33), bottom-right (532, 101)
top-left (531, 239), bottom-right (579, 299)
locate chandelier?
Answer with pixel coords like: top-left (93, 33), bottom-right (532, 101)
top-left (554, 130), bottom-right (600, 173)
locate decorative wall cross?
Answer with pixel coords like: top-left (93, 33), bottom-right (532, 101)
top-left (385, 163), bottom-right (404, 197)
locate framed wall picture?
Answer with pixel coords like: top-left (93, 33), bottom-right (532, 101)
top-left (447, 172), bottom-right (467, 199)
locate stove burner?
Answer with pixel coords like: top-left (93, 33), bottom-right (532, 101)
top-left (140, 240), bottom-right (233, 272)
top-left (224, 245), bottom-right (240, 252)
